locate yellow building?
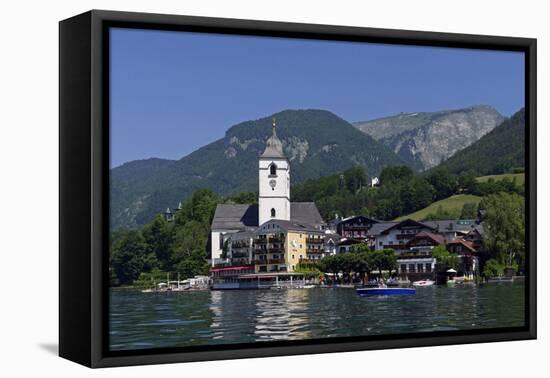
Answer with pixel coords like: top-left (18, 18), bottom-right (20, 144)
top-left (254, 219), bottom-right (325, 273)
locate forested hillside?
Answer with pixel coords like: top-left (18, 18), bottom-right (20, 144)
top-left (111, 109), bottom-right (404, 229)
top-left (435, 108), bottom-right (525, 176)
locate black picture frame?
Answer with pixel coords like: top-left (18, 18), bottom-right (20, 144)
top-left (59, 9), bottom-right (537, 368)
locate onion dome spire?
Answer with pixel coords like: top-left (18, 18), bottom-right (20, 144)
top-left (261, 117), bottom-right (286, 159)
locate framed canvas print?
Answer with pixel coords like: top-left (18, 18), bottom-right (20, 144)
top-left (59, 10), bottom-right (537, 368)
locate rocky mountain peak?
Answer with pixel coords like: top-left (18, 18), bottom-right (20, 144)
top-left (353, 105), bottom-right (506, 171)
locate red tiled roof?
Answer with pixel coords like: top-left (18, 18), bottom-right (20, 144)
top-left (447, 239), bottom-right (476, 252)
top-left (407, 231), bottom-right (446, 246)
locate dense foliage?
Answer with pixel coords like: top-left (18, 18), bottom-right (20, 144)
top-left (431, 245), bottom-right (460, 270)
top-left (292, 165), bottom-right (522, 221)
top-left (317, 248), bottom-right (398, 283)
top-left (478, 192), bottom-right (525, 275)
top-left (110, 189), bottom-right (220, 286)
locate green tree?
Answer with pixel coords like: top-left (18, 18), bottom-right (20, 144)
top-left (458, 172), bottom-right (478, 193)
top-left (343, 166), bottom-right (368, 193)
top-left (432, 245), bottom-right (459, 270)
top-left (319, 255), bottom-right (341, 283)
top-left (479, 192), bottom-right (525, 271)
top-left (350, 252), bottom-right (371, 283)
top-left (350, 246), bottom-right (397, 277)
top-left (401, 177), bottom-right (435, 214)
top-left (175, 188), bottom-right (219, 226)
top-left (460, 202), bottom-right (478, 219)
top-left (225, 191), bottom-right (257, 204)
top-left (142, 215), bottom-right (173, 271)
top-left (432, 245), bottom-right (449, 261)
top-left (483, 258), bottom-right (504, 278)
top-left (378, 249), bottom-right (398, 276)
top-left (426, 168), bottom-right (459, 200)
top-left (111, 230), bottom-right (149, 285)
top-left (380, 166), bottom-right (413, 185)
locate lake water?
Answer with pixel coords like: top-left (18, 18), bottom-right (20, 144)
top-left (110, 283), bottom-right (525, 351)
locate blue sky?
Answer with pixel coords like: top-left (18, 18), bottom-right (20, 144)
top-left (110, 28), bottom-right (525, 168)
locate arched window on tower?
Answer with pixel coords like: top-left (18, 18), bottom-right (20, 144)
top-left (271, 208), bottom-right (276, 218)
top-left (269, 164), bottom-right (277, 176)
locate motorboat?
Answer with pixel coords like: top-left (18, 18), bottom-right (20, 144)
top-left (356, 287), bottom-right (416, 296)
top-left (412, 279), bottom-right (435, 287)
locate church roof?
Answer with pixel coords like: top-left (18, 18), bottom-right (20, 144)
top-left (290, 202), bottom-right (324, 227)
top-left (261, 119), bottom-right (286, 159)
top-left (211, 202), bottom-right (325, 231)
top-left (211, 204), bottom-right (259, 230)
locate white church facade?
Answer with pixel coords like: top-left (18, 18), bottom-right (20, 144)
top-left (258, 120), bottom-right (291, 225)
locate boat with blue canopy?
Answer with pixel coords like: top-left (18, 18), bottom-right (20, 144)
top-left (356, 287), bottom-right (416, 297)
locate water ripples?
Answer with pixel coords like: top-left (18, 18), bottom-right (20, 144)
top-left (110, 283), bottom-right (525, 350)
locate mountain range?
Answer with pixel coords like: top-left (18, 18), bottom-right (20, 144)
top-left (353, 105), bottom-right (505, 171)
top-left (434, 108), bottom-right (525, 176)
top-left (111, 105), bottom-right (523, 230)
top-left (111, 109), bottom-right (403, 229)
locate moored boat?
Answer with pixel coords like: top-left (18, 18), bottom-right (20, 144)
top-left (412, 279), bottom-right (435, 287)
top-left (356, 287), bottom-right (416, 296)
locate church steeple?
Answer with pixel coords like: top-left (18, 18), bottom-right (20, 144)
top-left (261, 117), bottom-right (286, 159)
top-left (258, 117), bottom-right (290, 225)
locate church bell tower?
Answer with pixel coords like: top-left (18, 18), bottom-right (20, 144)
top-left (258, 118), bottom-right (290, 226)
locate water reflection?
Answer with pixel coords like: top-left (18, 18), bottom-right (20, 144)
top-left (110, 283), bottom-right (525, 351)
top-left (253, 289), bottom-right (311, 341)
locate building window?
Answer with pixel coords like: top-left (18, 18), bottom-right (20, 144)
top-left (409, 264), bottom-right (416, 273)
top-left (425, 263), bottom-right (432, 272)
top-left (271, 208), bottom-right (276, 218)
top-left (400, 264), bottom-right (407, 273)
top-left (379, 241), bottom-right (383, 246)
top-left (417, 264), bottom-right (424, 272)
top-left (270, 164), bottom-right (277, 176)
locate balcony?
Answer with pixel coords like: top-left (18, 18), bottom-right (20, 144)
top-left (231, 243), bottom-right (251, 249)
top-left (398, 253), bottom-right (432, 259)
top-left (306, 238), bottom-right (324, 244)
top-left (306, 248), bottom-right (323, 254)
top-left (231, 252), bottom-right (249, 258)
top-left (396, 234), bottom-right (416, 240)
top-left (268, 258), bottom-right (285, 264)
top-left (341, 225), bottom-right (371, 230)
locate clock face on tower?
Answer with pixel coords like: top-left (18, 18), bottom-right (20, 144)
top-left (269, 179), bottom-right (277, 188)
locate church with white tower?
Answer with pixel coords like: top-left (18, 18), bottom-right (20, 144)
top-left (258, 119), bottom-right (291, 225)
top-left (209, 119), bottom-right (325, 265)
